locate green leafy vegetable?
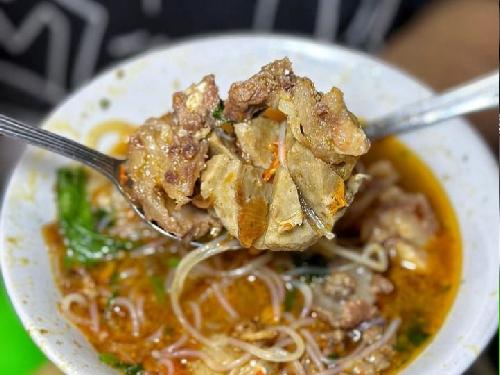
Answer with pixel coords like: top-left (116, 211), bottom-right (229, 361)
top-left (406, 323), bottom-right (430, 346)
top-left (395, 321), bottom-right (430, 352)
top-left (166, 256), bottom-right (181, 268)
top-left (284, 287), bottom-right (297, 312)
top-left (56, 167), bottom-right (134, 265)
top-left (149, 275), bottom-right (165, 303)
top-left (99, 98), bottom-right (110, 110)
top-left (99, 353), bottom-right (143, 375)
top-left (212, 101), bottom-right (234, 124)
top-left (94, 208), bottom-right (115, 230)
top-left (327, 353), bottom-right (339, 360)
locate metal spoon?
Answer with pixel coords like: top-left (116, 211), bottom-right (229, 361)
top-left (365, 71), bottom-right (499, 138)
top-left (0, 71), bottom-right (497, 240)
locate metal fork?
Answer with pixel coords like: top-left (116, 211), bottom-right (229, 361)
top-left (365, 71), bottom-right (499, 138)
top-left (0, 114), bottom-right (179, 241)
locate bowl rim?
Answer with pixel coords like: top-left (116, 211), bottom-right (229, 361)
top-left (1, 32), bottom-right (498, 374)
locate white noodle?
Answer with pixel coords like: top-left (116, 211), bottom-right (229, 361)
top-left (291, 281), bottom-right (313, 318)
top-left (110, 297), bottom-right (140, 337)
top-left (61, 293), bottom-right (97, 330)
top-left (119, 268), bottom-right (139, 279)
top-left (253, 269), bottom-right (282, 322)
top-left (147, 326), bottom-right (164, 344)
top-left (220, 253), bottom-right (273, 277)
top-left (218, 326), bottom-right (305, 362)
top-left (164, 269), bottom-right (175, 293)
top-left (291, 360), bottom-right (306, 375)
top-left (136, 296), bottom-right (145, 324)
top-left (159, 358), bottom-right (175, 375)
top-left (163, 334), bottom-right (189, 353)
top-left (328, 243), bottom-right (388, 272)
top-left (189, 301), bottom-right (202, 330)
top-left (170, 235), bottom-right (241, 348)
top-left (301, 329), bottom-right (325, 371)
top-left (290, 318), bottom-right (316, 329)
top-left (212, 282), bottom-right (239, 320)
top-left (164, 350), bottom-right (251, 372)
top-left (89, 297), bottom-right (100, 333)
top-left (170, 235), bottom-right (305, 363)
top-left (130, 238), bottom-right (168, 257)
top-left (264, 267), bottom-right (286, 302)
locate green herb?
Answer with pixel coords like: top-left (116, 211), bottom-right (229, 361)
top-left (438, 284), bottom-right (451, 294)
top-left (284, 287), bottom-right (297, 312)
top-left (212, 101), bottom-right (225, 120)
top-left (109, 270), bottom-right (120, 286)
top-left (395, 321), bottom-right (430, 352)
top-left (212, 101), bottom-right (234, 124)
top-left (164, 326), bottom-right (175, 336)
top-left (150, 275), bottom-right (165, 303)
top-left (106, 290), bottom-right (119, 308)
top-left (56, 167), bottom-right (135, 265)
top-left (327, 353), bottom-right (339, 360)
top-left (406, 323), bottom-right (430, 346)
top-left (166, 256), bottom-right (181, 268)
top-left (99, 98), bottom-right (110, 110)
top-left (94, 208), bottom-right (115, 230)
top-left (99, 353), bottom-right (144, 375)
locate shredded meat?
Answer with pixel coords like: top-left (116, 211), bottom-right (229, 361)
top-left (361, 186), bottom-right (438, 271)
top-left (311, 267), bottom-right (392, 329)
top-left (125, 75), bottom-right (220, 238)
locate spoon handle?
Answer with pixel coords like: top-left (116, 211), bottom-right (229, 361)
top-left (0, 114), bottom-right (121, 180)
top-left (365, 71), bottom-right (499, 139)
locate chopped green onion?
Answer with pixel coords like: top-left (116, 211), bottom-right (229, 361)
top-left (166, 256), bottom-right (181, 268)
top-left (284, 287), bottom-right (297, 312)
top-left (99, 353), bottom-right (143, 375)
top-left (150, 275), bottom-right (165, 303)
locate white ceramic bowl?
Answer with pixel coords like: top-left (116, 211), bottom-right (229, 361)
top-left (1, 35), bottom-right (498, 375)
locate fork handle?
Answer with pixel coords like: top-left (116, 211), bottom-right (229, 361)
top-left (0, 114), bottom-right (121, 180)
top-left (365, 71), bottom-right (499, 139)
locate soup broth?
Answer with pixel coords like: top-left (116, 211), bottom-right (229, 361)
top-left (43, 129), bottom-right (461, 374)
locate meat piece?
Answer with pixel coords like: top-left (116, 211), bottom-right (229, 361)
top-left (200, 155), bottom-right (271, 248)
top-left (279, 77), bottom-right (370, 163)
top-left (287, 140), bottom-right (348, 229)
top-left (339, 160), bottom-right (399, 230)
top-left (234, 117), bottom-right (280, 169)
top-left (264, 167), bottom-right (317, 250)
top-left (200, 154), bottom-right (241, 237)
top-left (125, 59), bottom-right (368, 249)
top-left (224, 59), bottom-right (369, 164)
top-left (223, 58), bottom-right (295, 122)
top-left (207, 131), bottom-right (239, 159)
top-left (125, 76), bottom-right (220, 237)
top-left (311, 266), bottom-right (391, 329)
top-left (236, 164), bottom-right (272, 248)
top-left (361, 186), bottom-right (438, 271)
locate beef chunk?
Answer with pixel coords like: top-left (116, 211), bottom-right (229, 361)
top-left (125, 76), bottom-right (220, 237)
